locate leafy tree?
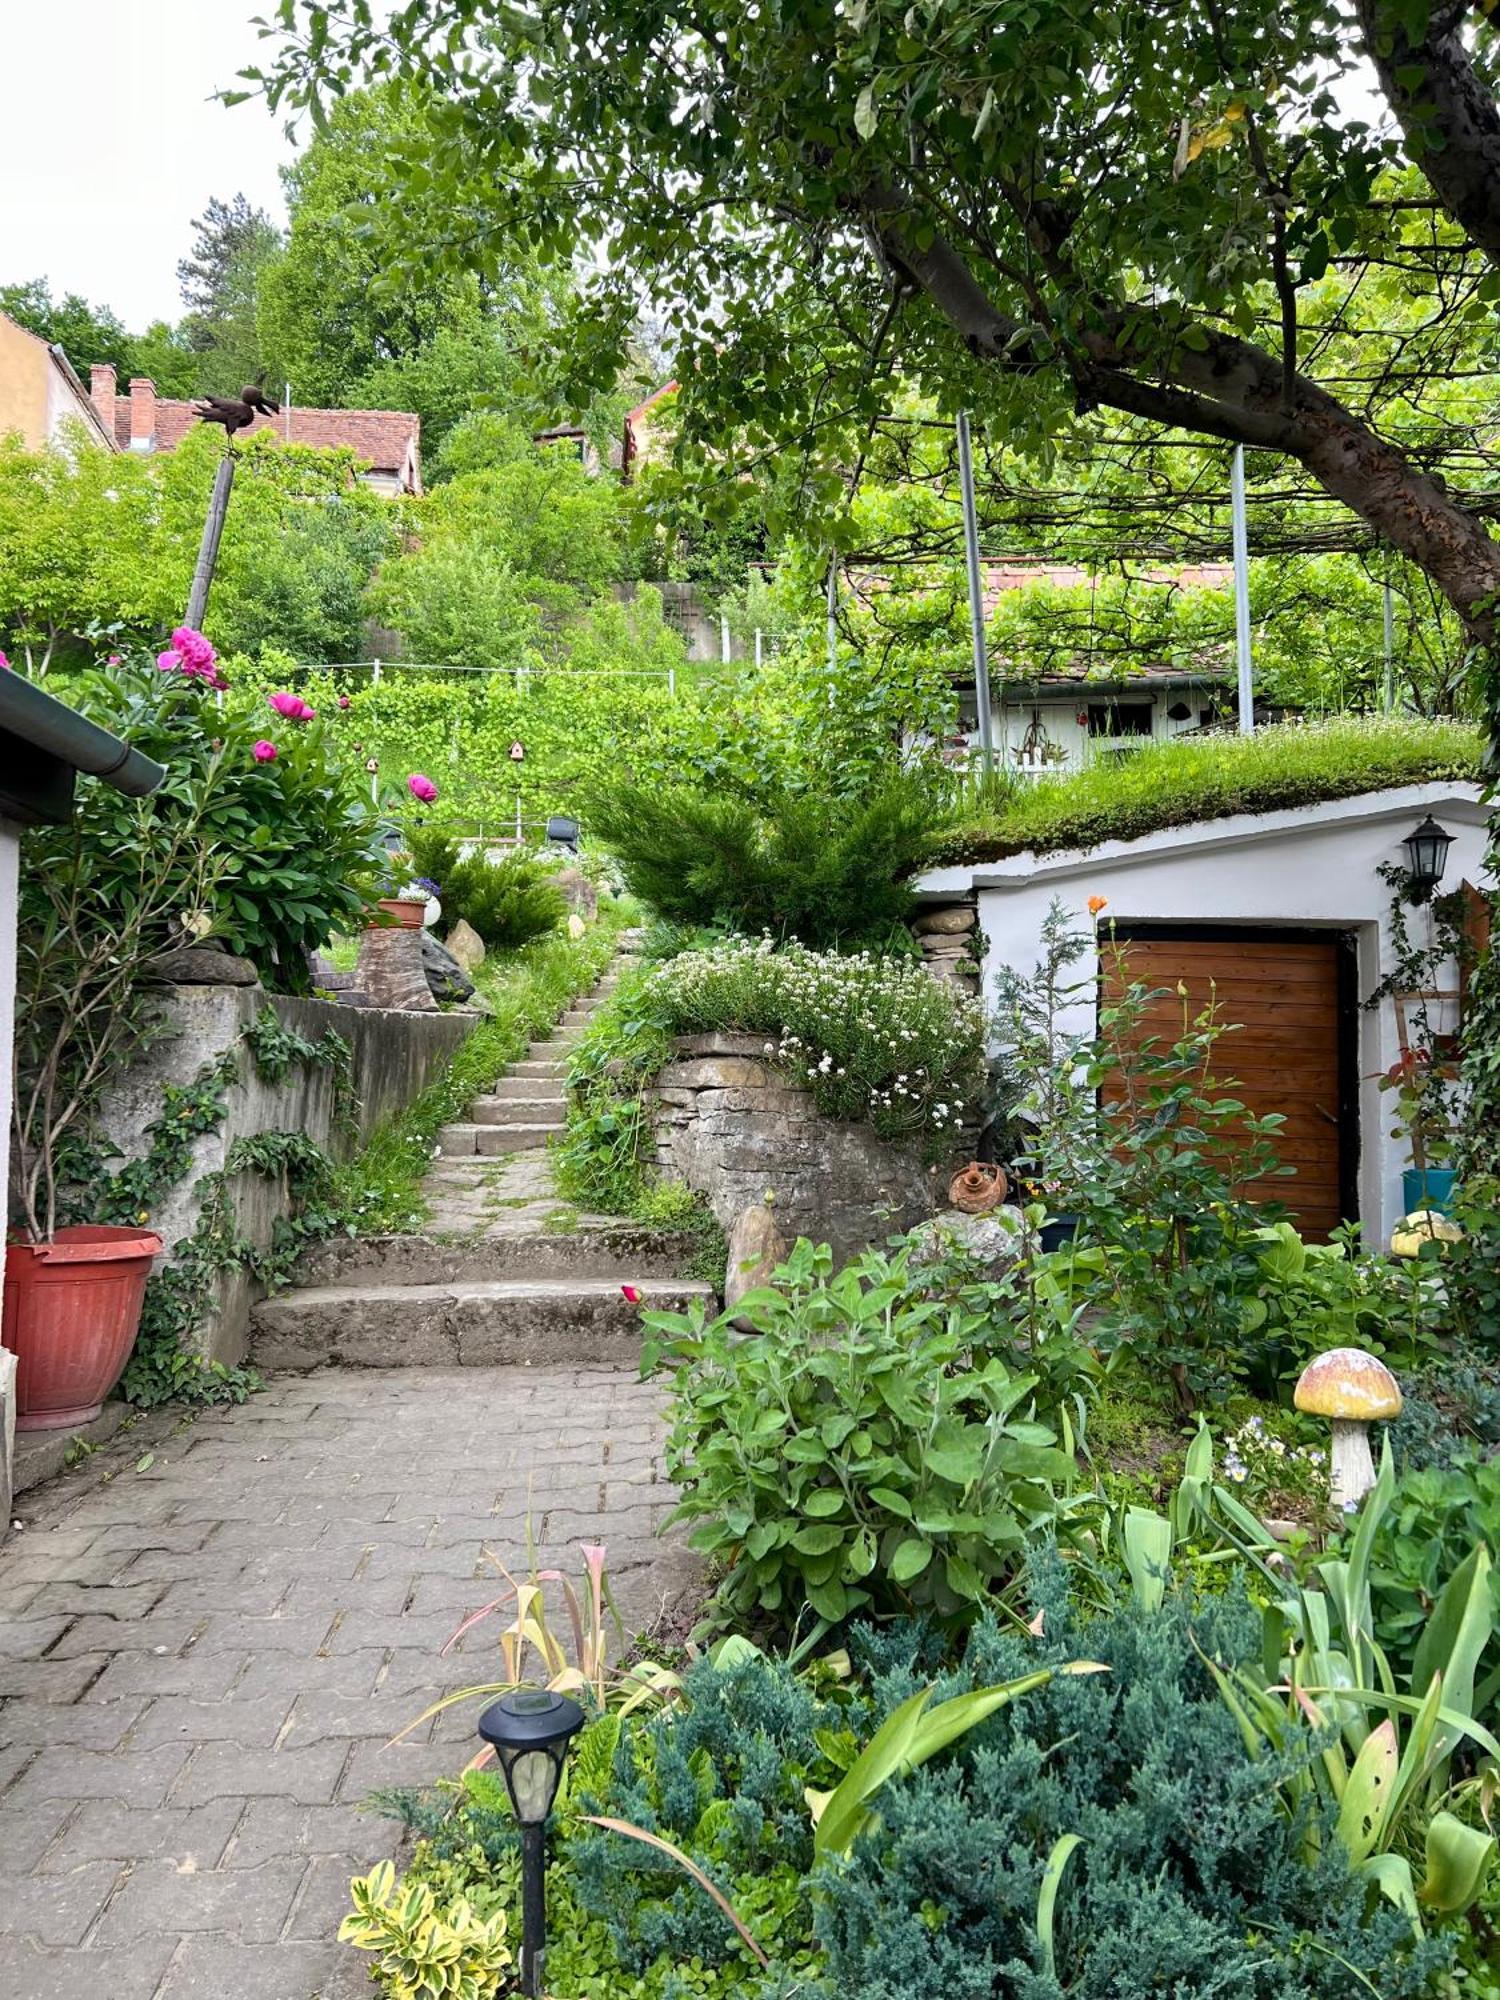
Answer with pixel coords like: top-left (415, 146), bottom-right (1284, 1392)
top-left (0, 278), bottom-right (132, 377)
top-left (127, 320), bottom-right (200, 399)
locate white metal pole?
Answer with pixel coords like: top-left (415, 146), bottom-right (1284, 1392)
top-left (1231, 445), bottom-right (1254, 735)
top-left (754, 627), bottom-right (763, 668)
top-left (668, 665), bottom-right (676, 697)
top-left (956, 410), bottom-right (996, 775)
top-left (720, 615), bottom-right (731, 664)
top-left (515, 791), bottom-right (522, 844)
top-left (371, 657), bottom-right (381, 687)
top-left (1382, 581), bottom-right (1396, 712)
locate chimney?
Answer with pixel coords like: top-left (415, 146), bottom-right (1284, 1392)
top-left (90, 363), bottom-right (117, 441)
top-left (128, 377), bottom-right (156, 451)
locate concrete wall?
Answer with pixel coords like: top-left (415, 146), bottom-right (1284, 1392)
top-left (916, 781), bottom-right (1491, 1245)
top-left (96, 983), bottom-right (475, 1365)
top-left (0, 313), bottom-right (112, 452)
top-left (651, 1031), bottom-right (937, 1262)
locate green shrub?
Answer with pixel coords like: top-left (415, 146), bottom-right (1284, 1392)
top-left (1364, 1453), bottom-right (1500, 1709)
top-left (815, 1569), bottom-right (1451, 1998)
top-left (405, 829), bottom-right (567, 950)
top-left (641, 1240), bottom-right (1094, 1632)
top-left (933, 716), bottom-right (1484, 865)
top-left (588, 775), bottom-right (935, 948)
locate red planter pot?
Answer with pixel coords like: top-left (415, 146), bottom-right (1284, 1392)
top-left (2, 1226), bottom-right (162, 1431)
top-left (374, 897), bottom-right (428, 930)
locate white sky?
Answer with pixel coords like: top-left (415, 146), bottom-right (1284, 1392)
top-left (0, 0), bottom-right (295, 328)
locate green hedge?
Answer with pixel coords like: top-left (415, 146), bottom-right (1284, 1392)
top-left (930, 717), bottom-right (1484, 865)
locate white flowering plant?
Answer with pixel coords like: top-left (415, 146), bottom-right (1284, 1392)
top-left (648, 936), bottom-right (988, 1145)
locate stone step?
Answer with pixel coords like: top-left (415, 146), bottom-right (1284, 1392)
top-left (482, 1076), bottom-right (566, 1102)
top-left (528, 1041), bottom-right (578, 1062)
top-left (511, 1058), bottom-right (567, 1078)
top-left (293, 1227), bottom-right (702, 1289)
top-left (469, 1095), bottom-right (567, 1126)
top-left (438, 1121), bottom-right (564, 1156)
top-left (251, 1275), bottom-right (716, 1371)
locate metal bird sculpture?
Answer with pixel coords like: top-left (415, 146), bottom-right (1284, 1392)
top-left (193, 372), bottom-right (282, 440)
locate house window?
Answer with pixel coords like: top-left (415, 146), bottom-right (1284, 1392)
top-left (1086, 701), bottom-right (1154, 738)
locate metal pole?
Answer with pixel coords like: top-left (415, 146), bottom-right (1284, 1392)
top-left (956, 410), bottom-right (995, 775)
top-left (519, 1822), bottom-right (547, 1996)
top-left (515, 790), bottom-right (523, 844)
top-left (1231, 445), bottom-right (1255, 735)
top-left (183, 454), bottom-right (236, 630)
top-left (284, 384), bottom-right (292, 443)
top-left (754, 627), bottom-right (763, 668)
top-left (1382, 581), bottom-right (1396, 712)
top-left (720, 615), bottom-right (731, 664)
top-left (668, 665), bottom-right (676, 697)
top-left (371, 658), bottom-right (382, 687)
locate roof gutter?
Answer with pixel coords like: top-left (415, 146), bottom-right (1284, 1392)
top-left (0, 672), bottom-right (165, 816)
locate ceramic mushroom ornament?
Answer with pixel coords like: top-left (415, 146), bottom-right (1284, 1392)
top-left (1293, 1348), bottom-right (1403, 1513)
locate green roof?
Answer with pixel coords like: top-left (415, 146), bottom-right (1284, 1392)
top-left (929, 718), bottom-right (1486, 868)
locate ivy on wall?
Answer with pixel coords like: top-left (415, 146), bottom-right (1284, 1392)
top-left (73, 1007), bottom-right (357, 1409)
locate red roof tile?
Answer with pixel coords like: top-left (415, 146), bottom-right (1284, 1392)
top-left (108, 393), bottom-right (421, 489)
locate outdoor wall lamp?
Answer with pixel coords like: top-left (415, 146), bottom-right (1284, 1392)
top-left (478, 1689), bottom-right (586, 1996)
top-left (1402, 815), bottom-right (1456, 901)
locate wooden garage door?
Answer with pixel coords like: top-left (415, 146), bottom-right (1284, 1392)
top-left (1100, 930), bottom-right (1353, 1240)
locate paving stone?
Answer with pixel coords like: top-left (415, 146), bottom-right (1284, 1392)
top-left (48, 1616), bottom-right (204, 1660)
top-left (0, 1796), bottom-right (75, 1871)
top-left (0, 1614), bottom-right (72, 1658)
top-left (337, 1734), bottom-right (458, 1803)
top-left (282, 1688), bottom-right (429, 1747)
top-left (92, 1856), bottom-right (307, 1947)
top-left (37, 1799), bottom-right (242, 1872)
top-left (222, 1799), bottom-right (403, 1870)
top-left (0, 1860), bottom-right (125, 1944)
top-left (0, 1652), bottom-right (112, 1702)
top-left (0, 1697), bottom-right (148, 1749)
top-left (189, 1614), bottom-right (335, 1656)
top-left (129, 1695), bottom-right (296, 1749)
top-left (23, 1581), bottom-right (171, 1621)
top-left (169, 1738), bottom-right (352, 1807)
top-left (84, 1650), bottom-right (246, 1703)
top-left (8, 1746), bottom-right (192, 1810)
top-left (0, 1934), bottom-right (178, 2000)
top-left (157, 1934), bottom-right (365, 1999)
top-left (285, 1852), bottom-right (366, 1940)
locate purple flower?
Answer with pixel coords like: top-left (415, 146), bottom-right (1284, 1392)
top-left (252, 740), bottom-right (278, 764)
top-left (407, 773), bottom-right (438, 804)
top-left (413, 876), bottom-right (441, 896)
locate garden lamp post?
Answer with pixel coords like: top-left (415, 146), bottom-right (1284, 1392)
top-left (478, 1690), bottom-right (585, 1996)
top-left (1402, 816), bottom-right (1455, 901)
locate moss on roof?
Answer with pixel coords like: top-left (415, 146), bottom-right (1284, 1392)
top-left (929, 718), bottom-right (1486, 868)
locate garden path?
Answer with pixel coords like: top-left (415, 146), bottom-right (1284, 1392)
top-left (0, 950), bottom-right (704, 1999)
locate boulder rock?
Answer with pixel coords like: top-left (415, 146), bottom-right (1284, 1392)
top-left (446, 919), bottom-right (487, 974)
top-left (421, 931), bottom-right (476, 1004)
top-left (907, 1205), bottom-right (1030, 1274)
top-left (913, 905), bottom-right (977, 936)
top-left (567, 913), bottom-right (587, 941)
top-left (356, 926), bottom-right (437, 1011)
top-left (147, 943), bottom-right (259, 987)
top-left (725, 1201), bottom-right (788, 1325)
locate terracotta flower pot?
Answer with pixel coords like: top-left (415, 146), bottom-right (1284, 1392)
top-left (2, 1226), bottom-right (162, 1430)
top-left (948, 1161), bottom-right (1008, 1213)
top-left (373, 897), bottom-right (428, 931)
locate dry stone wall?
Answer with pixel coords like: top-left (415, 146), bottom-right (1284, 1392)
top-left (650, 1033), bottom-right (937, 1264)
top-left (910, 898), bottom-right (982, 993)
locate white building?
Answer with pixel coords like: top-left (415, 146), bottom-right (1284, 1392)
top-left (915, 781), bottom-right (1491, 1244)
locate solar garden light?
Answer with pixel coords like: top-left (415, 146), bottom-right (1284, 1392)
top-left (478, 1690), bottom-right (586, 1996)
top-left (1402, 815), bottom-right (1455, 901)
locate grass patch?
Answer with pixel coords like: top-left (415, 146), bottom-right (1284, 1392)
top-left (930, 716), bottom-right (1484, 864)
top-left (327, 906), bottom-right (628, 1235)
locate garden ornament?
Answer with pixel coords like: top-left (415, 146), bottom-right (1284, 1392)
top-left (1292, 1348), bottom-right (1402, 1513)
top-left (192, 373), bottom-right (280, 439)
top-left (1389, 1208), bottom-right (1464, 1258)
top-left (947, 1161), bottom-right (1008, 1213)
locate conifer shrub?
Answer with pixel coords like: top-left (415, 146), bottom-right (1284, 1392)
top-left (406, 830), bottom-right (566, 950)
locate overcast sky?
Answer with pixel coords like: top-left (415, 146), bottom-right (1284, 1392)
top-left (0, 0), bottom-right (295, 329)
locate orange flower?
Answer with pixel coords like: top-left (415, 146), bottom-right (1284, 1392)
top-left (1087, 895), bottom-right (1108, 916)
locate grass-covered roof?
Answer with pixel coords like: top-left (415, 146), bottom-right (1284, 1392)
top-left (928, 718), bottom-right (1486, 867)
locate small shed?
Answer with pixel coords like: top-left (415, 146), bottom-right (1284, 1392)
top-left (915, 780), bottom-right (1492, 1244)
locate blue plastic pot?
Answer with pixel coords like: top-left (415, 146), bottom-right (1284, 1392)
top-left (1403, 1167), bottom-right (1457, 1215)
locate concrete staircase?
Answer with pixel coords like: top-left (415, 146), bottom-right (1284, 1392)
top-left (250, 944), bottom-right (717, 1371)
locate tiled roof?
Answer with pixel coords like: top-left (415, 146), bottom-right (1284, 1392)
top-left (110, 397), bottom-right (420, 483)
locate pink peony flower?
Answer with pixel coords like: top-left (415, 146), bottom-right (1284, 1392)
top-left (106, 653), bottom-right (121, 666)
top-left (170, 626), bottom-right (217, 674)
top-left (268, 691), bottom-right (316, 722)
top-left (620, 1284), bottom-right (642, 1304)
top-left (407, 773), bottom-right (438, 804)
top-left (0, 651), bottom-right (9, 670)
top-left (338, 694), bottom-right (351, 709)
top-left (157, 648), bottom-right (183, 674)
top-left (252, 740), bottom-right (278, 763)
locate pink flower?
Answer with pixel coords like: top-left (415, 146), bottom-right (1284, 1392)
top-left (0, 651), bottom-right (9, 671)
top-left (620, 1284), bottom-right (642, 1304)
top-left (252, 740), bottom-right (278, 763)
top-left (157, 648), bottom-right (183, 674)
top-left (170, 626), bottom-right (216, 674)
top-left (338, 694), bottom-right (351, 709)
top-left (268, 691), bottom-right (316, 722)
top-left (407, 773), bottom-right (438, 804)
top-left (106, 653), bottom-right (121, 666)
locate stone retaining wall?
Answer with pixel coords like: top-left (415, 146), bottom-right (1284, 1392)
top-left (650, 1033), bottom-right (937, 1264)
top-left (97, 980), bottom-right (476, 1366)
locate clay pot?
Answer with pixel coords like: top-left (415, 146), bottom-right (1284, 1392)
top-left (2, 1226), bottom-right (162, 1430)
top-left (947, 1162), bottom-right (1008, 1214)
top-left (373, 897), bottom-right (428, 931)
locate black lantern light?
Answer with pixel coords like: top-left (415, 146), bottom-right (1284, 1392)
top-left (1402, 816), bottom-right (1455, 901)
top-left (478, 1690), bottom-right (585, 1995)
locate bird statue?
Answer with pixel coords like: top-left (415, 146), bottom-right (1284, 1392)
top-left (192, 372), bottom-right (282, 440)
